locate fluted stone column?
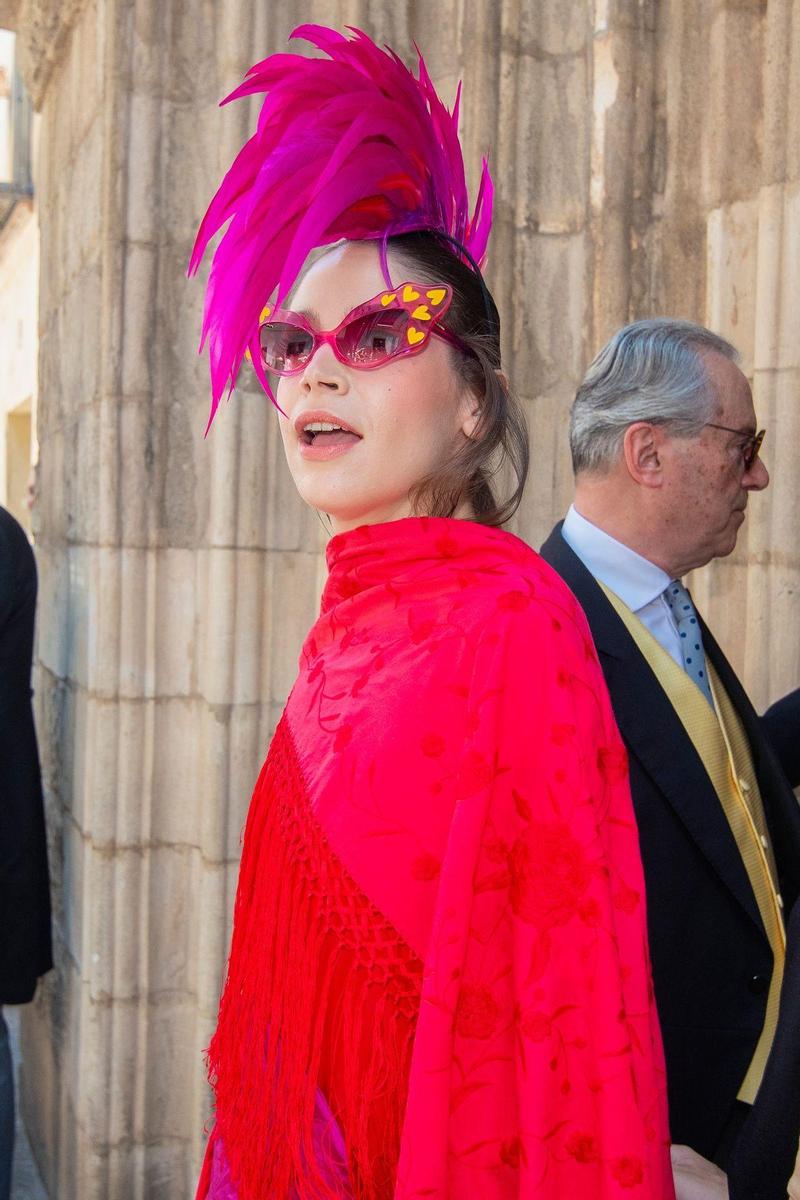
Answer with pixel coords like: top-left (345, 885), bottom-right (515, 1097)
top-left (9, 1), bottom-right (800, 1198)
top-left (17, 2), bottom-right (331, 1196)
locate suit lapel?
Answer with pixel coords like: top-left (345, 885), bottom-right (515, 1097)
top-left (700, 615), bottom-right (800, 909)
top-left (540, 524), bottom-right (765, 934)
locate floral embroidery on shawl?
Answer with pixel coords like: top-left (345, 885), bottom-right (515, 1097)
top-left (199, 517), bottom-right (675, 1200)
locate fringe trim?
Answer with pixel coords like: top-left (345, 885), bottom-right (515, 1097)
top-left (207, 717), bottom-right (423, 1200)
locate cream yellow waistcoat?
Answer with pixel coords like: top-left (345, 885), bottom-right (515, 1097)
top-left (600, 583), bottom-right (786, 1103)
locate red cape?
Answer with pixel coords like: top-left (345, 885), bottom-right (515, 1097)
top-left (200, 517), bottom-right (674, 1199)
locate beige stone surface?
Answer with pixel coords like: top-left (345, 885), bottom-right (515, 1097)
top-left (7, 1), bottom-right (800, 1197)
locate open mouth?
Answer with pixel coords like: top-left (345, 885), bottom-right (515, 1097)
top-left (300, 420), bottom-right (362, 449)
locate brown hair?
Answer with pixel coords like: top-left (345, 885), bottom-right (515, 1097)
top-left (387, 231), bottom-right (529, 526)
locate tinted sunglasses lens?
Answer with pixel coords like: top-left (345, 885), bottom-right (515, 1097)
top-left (259, 323), bottom-right (314, 373)
top-left (337, 309), bottom-right (409, 365)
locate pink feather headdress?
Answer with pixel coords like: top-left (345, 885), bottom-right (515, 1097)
top-left (188, 23), bottom-right (494, 428)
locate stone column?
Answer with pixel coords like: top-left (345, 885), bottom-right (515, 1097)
top-left (18, 1), bottom-right (328, 1196)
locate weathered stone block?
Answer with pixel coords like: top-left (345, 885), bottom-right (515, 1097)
top-left (268, 548), bottom-right (322, 703)
top-left (197, 547), bottom-right (270, 705)
top-left (224, 700), bottom-right (268, 849)
top-left (499, 51), bottom-right (590, 235)
top-left (507, 230), bottom-right (587, 390)
top-left (61, 815), bottom-right (85, 971)
top-left (705, 198), bottom-right (759, 371)
top-left (150, 699), bottom-right (205, 846)
top-left (701, 6), bottom-right (764, 208)
top-left (154, 549), bottom-right (197, 694)
top-left (125, 91), bottom-right (162, 245)
top-left (35, 537), bottom-right (71, 677)
top-left (120, 242), bottom-right (159, 397)
top-left (503, 0), bottom-right (591, 57)
top-left (263, 414), bottom-right (324, 552)
top-left (145, 848), bottom-right (200, 998)
top-left (116, 397), bottom-right (153, 547)
top-left (61, 112), bottom-right (102, 288)
top-left (754, 182), bottom-right (800, 370)
top-left (511, 385), bottom-right (576, 549)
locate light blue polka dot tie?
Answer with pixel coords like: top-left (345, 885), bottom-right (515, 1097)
top-left (663, 580), bottom-right (715, 707)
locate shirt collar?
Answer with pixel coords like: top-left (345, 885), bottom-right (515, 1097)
top-left (561, 505), bottom-right (672, 613)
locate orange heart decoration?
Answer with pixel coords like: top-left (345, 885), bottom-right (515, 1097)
top-left (380, 293), bottom-right (397, 307)
top-left (407, 326), bottom-right (426, 346)
top-left (402, 284), bottom-right (421, 302)
top-left (411, 304), bottom-right (432, 321)
top-left (426, 288), bottom-right (447, 306)
top-left (244, 348), bottom-right (252, 362)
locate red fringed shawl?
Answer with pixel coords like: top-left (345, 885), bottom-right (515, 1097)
top-left (198, 517), bottom-right (675, 1200)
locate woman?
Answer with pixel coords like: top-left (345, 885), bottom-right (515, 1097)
top-left (191, 25), bottom-right (674, 1200)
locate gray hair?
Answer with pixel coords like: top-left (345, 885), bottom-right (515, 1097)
top-left (569, 318), bottom-right (739, 474)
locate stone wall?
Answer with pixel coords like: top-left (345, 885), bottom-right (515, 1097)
top-left (6, 1), bottom-right (799, 1197)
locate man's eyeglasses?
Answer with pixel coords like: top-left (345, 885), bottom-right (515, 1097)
top-left (704, 423), bottom-right (766, 470)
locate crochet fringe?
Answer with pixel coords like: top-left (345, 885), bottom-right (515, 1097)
top-left (205, 718), bottom-right (422, 1200)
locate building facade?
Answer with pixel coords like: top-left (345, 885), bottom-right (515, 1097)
top-left (0, 1), bottom-right (797, 1197)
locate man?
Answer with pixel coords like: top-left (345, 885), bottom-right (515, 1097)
top-left (540, 320), bottom-right (800, 1190)
top-left (0, 504), bottom-right (52, 1200)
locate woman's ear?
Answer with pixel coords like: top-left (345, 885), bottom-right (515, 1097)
top-left (460, 392), bottom-right (483, 440)
top-left (461, 367), bottom-right (506, 440)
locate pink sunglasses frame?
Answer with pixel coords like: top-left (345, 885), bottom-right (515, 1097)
top-left (256, 281), bottom-right (459, 376)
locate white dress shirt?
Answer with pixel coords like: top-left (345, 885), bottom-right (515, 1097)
top-left (561, 505), bottom-right (685, 668)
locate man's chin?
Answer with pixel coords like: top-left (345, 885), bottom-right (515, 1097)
top-left (716, 517), bottom-right (745, 559)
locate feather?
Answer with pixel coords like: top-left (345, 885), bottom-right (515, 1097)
top-left (189, 23), bottom-right (494, 426)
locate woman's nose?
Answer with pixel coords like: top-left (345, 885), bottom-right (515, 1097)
top-left (301, 343), bottom-right (348, 392)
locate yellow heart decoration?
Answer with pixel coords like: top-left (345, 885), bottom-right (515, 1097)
top-left (426, 288), bottom-right (447, 306)
top-left (380, 292), bottom-right (397, 307)
top-left (244, 348), bottom-right (252, 362)
top-left (411, 304), bottom-right (432, 321)
top-left (259, 305), bottom-right (271, 322)
top-left (402, 284), bottom-right (421, 302)
top-left (407, 326), bottom-right (426, 346)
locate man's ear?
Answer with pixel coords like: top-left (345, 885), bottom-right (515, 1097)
top-left (623, 422), bottom-right (664, 488)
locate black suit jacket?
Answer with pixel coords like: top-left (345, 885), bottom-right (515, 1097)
top-left (540, 524), bottom-right (800, 1159)
top-left (763, 688), bottom-right (800, 788)
top-left (0, 506), bottom-right (52, 1003)
top-left (729, 899), bottom-right (800, 1199)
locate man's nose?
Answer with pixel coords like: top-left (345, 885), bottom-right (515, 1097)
top-left (744, 455), bottom-right (769, 491)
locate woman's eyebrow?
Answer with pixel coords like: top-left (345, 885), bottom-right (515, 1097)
top-left (293, 307), bottom-right (322, 326)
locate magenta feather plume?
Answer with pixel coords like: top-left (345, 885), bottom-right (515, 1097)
top-left (188, 23), bottom-right (494, 426)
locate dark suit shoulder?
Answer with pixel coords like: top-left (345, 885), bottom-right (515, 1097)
top-left (0, 506), bottom-right (36, 613)
top-left (762, 689), bottom-right (800, 789)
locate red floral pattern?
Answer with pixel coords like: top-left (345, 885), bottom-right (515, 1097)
top-left (203, 517), bottom-right (674, 1200)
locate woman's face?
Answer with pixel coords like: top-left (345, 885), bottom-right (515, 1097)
top-left (275, 241), bottom-right (478, 532)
